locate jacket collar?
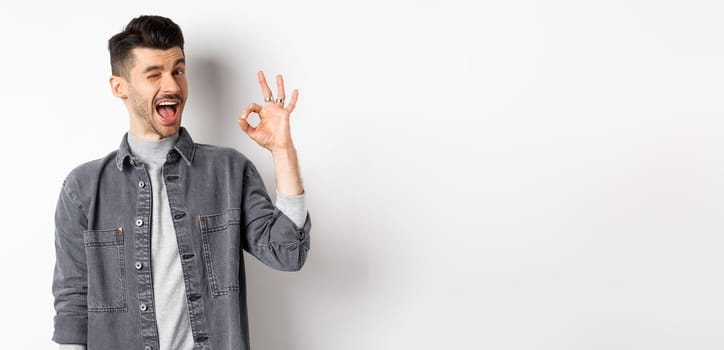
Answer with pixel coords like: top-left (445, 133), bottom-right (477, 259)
top-left (115, 127), bottom-right (195, 171)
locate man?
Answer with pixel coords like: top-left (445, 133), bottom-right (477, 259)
top-left (52, 15), bottom-right (311, 350)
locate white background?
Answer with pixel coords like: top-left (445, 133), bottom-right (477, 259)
top-left (1, 0), bottom-right (723, 349)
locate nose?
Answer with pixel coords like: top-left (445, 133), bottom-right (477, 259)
top-left (160, 72), bottom-right (181, 95)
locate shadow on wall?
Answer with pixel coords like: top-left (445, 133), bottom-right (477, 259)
top-left (185, 55), bottom-right (232, 143)
top-left (190, 54), bottom-right (370, 349)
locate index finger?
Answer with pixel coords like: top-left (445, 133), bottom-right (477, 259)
top-left (257, 70), bottom-right (273, 100)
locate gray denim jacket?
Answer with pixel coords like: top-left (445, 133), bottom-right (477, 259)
top-left (52, 128), bottom-right (311, 349)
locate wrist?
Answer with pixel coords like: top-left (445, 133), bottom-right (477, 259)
top-left (271, 145), bottom-right (297, 159)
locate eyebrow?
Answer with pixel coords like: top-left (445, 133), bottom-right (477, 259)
top-left (142, 58), bottom-right (186, 74)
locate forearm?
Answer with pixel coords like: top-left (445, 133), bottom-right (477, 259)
top-left (271, 146), bottom-right (304, 196)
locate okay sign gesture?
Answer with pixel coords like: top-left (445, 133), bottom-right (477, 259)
top-left (238, 71), bottom-right (299, 152)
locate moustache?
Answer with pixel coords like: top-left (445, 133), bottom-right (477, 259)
top-left (154, 94), bottom-right (183, 103)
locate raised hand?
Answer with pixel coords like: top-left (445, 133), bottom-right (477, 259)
top-left (237, 71), bottom-right (299, 152)
top-left (237, 70), bottom-right (304, 195)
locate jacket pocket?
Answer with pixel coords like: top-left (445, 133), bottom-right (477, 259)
top-left (199, 209), bottom-right (242, 296)
top-left (83, 227), bottom-right (127, 312)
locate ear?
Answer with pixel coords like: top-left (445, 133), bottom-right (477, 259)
top-left (109, 75), bottom-right (128, 99)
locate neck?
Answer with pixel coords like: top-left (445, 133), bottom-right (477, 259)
top-left (129, 128), bottom-right (172, 141)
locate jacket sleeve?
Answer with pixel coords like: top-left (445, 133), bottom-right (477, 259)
top-left (241, 162), bottom-right (311, 271)
top-left (52, 178), bottom-right (88, 344)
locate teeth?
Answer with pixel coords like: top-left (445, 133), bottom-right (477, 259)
top-left (158, 101), bottom-right (178, 106)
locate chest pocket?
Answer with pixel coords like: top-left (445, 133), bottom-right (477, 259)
top-left (83, 227), bottom-right (127, 312)
top-left (199, 209), bottom-right (243, 296)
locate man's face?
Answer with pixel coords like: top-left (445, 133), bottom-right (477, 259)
top-left (115, 47), bottom-right (188, 139)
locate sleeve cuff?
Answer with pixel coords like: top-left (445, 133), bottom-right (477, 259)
top-left (275, 190), bottom-right (307, 228)
top-left (53, 314), bottom-right (87, 345)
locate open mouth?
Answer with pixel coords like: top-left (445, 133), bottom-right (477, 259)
top-left (155, 100), bottom-right (180, 123)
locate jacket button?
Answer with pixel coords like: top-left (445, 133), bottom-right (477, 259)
top-left (140, 303), bottom-right (147, 311)
top-left (138, 181), bottom-right (145, 188)
top-left (135, 262), bottom-right (143, 270)
top-left (136, 219), bottom-right (143, 227)
top-left (144, 346), bottom-right (152, 350)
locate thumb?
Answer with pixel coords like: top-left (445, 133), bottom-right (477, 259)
top-left (237, 116), bottom-right (254, 135)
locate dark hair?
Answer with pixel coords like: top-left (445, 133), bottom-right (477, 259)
top-left (108, 15), bottom-right (185, 77)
